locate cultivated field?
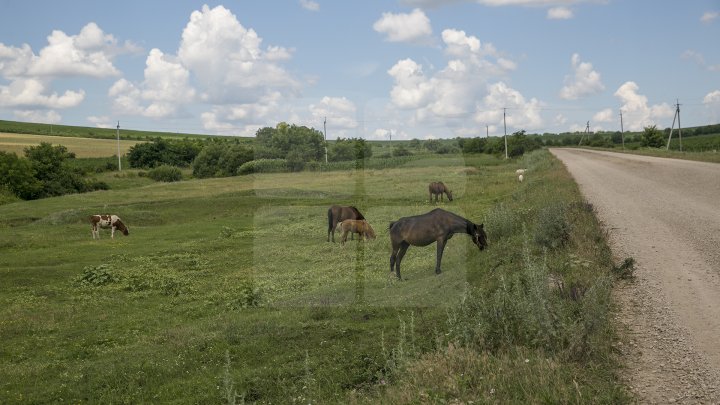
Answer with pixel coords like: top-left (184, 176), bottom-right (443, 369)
top-left (0, 151), bottom-right (629, 403)
top-left (0, 133), bottom-right (141, 158)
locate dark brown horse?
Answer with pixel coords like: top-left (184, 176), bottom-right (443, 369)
top-left (429, 182), bottom-right (453, 203)
top-left (389, 208), bottom-right (487, 279)
top-left (327, 205), bottom-right (365, 242)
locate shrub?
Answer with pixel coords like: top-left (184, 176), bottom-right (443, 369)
top-left (76, 264), bottom-right (118, 286)
top-left (148, 165), bottom-right (182, 182)
top-left (534, 203), bottom-right (572, 249)
top-left (238, 159), bottom-right (288, 175)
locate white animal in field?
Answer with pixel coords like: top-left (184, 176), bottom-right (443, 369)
top-left (516, 169), bottom-right (526, 175)
top-left (518, 174), bottom-right (524, 182)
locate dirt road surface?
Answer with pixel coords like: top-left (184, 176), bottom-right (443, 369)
top-left (550, 148), bottom-right (720, 404)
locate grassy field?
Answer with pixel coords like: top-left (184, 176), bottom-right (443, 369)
top-left (0, 133), bottom-right (142, 158)
top-left (0, 151), bottom-right (629, 403)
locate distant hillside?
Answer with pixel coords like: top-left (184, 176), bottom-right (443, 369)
top-left (0, 119), bottom-right (229, 141)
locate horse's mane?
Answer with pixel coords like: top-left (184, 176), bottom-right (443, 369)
top-left (350, 206), bottom-right (365, 220)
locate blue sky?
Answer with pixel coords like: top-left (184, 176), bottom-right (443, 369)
top-left (0, 0), bottom-right (718, 139)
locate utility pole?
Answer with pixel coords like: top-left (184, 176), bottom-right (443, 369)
top-left (578, 121), bottom-right (590, 146)
top-left (116, 121), bottom-right (122, 171)
top-left (503, 108), bottom-right (508, 159)
top-left (619, 110), bottom-right (625, 150)
top-left (666, 99), bottom-right (682, 151)
top-left (486, 124), bottom-right (489, 138)
top-left (323, 117), bottom-right (328, 164)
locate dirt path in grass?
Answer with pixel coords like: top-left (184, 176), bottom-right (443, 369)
top-left (549, 148), bottom-right (720, 404)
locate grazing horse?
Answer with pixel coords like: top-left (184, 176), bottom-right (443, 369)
top-left (429, 182), bottom-right (453, 203)
top-left (337, 219), bottom-right (376, 245)
top-left (90, 214), bottom-right (129, 239)
top-left (327, 205), bottom-right (365, 242)
top-left (389, 208), bottom-right (487, 279)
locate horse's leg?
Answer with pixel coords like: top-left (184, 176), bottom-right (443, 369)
top-left (395, 242), bottom-right (410, 280)
top-left (435, 239), bottom-right (447, 274)
top-left (390, 246), bottom-right (399, 273)
top-left (329, 217), bottom-right (335, 242)
top-left (341, 229), bottom-right (348, 245)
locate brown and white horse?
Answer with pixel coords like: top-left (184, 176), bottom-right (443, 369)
top-left (90, 214), bottom-right (129, 239)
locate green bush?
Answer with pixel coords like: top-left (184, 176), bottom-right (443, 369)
top-left (534, 203), bottom-right (572, 249)
top-left (148, 165), bottom-right (182, 182)
top-left (237, 159), bottom-right (288, 175)
top-left (76, 264), bottom-right (118, 286)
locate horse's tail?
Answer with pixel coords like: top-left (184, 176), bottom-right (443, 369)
top-left (327, 207), bottom-right (333, 230)
top-left (389, 221), bottom-right (396, 230)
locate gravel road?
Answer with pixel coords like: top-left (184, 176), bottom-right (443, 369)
top-left (550, 148), bottom-right (720, 404)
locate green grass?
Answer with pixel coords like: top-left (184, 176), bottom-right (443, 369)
top-left (0, 151), bottom-right (629, 403)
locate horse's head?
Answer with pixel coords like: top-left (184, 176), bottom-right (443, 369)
top-left (365, 223), bottom-right (377, 240)
top-left (116, 220), bottom-right (129, 236)
top-left (472, 223), bottom-right (487, 251)
top-left (446, 189), bottom-right (453, 201)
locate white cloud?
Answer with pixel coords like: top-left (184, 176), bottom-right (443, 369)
top-left (386, 27), bottom-right (528, 137)
top-left (593, 108), bottom-right (613, 123)
top-left (309, 96), bottom-right (358, 130)
top-left (704, 90), bottom-right (720, 104)
top-left (559, 53), bottom-right (604, 100)
top-left (299, 0), bottom-right (320, 11)
top-left (27, 23), bottom-right (134, 78)
top-left (141, 49), bottom-right (195, 103)
top-left (682, 50), bottom-right (720, 72)
top-left (474, 81), bottom-right (543, 130)
top-left (0, 78), bottom-right (84, 109)
top-left (13, 109), bottom-right (61, 124)
top-left (373, 9), bottom-right (433, 43)
top-left (547, 7), bottom-right (573, 19)
top-left (87, 115), bottom-right (112, 128)
top-left (614, 81), bottom-right (674, 131)
top-left (387, 58), bottom-right (434, 109)
top-left (178, 5), bottom-right (299, 104)
top-left (109, 50), bottom-right (195, 119)
top-left (700, 11), bottom-right (718, 23)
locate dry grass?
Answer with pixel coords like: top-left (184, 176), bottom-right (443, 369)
top-left (0, 133), bottom-right (141, 158)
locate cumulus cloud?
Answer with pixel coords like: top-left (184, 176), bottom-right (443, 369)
top-left (0, 22), bottom-right (138, 117)
top-left (474, 81), bottom-right (543, 130)
top-left (308, 96), bottom-right (358, 130)
top-left (373, 9), bottom-right (433, 43)
top-left (593, 108), bottom-right (613, 123)
top-left (87, 115), bottom-right (112, 128)
top-left (13, 109), bottom-right (62, 124)
top-left (547, 7), bottom-right (573, 19)
top-left (109, 49), bottom-right (195, 119)
top-left (27, 22), bottom-right (137, 78)
top-left (299, 0), bottom-right (320, 11)
top-left (108, 4), bottom-right (301, 126)
top-left (178, 5), bottom-right (298, 105)
top-left (704, 90), bottom-right (720, 104)
top-left (386, 27), bottom-right (530, 137)
top-left (0, 78), bottom-right (84, 109)
top-left (700, 11), bottom-right (718, 23)
top-left (614, 81), bottom-right (674, 131)
top-left (387, 59), bottom-right (434, 109)
top-left (559, 53), bottom-right (604, 100)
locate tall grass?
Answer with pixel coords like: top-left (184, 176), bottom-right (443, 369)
top-left (355, 150), bottom-right (629, 403)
